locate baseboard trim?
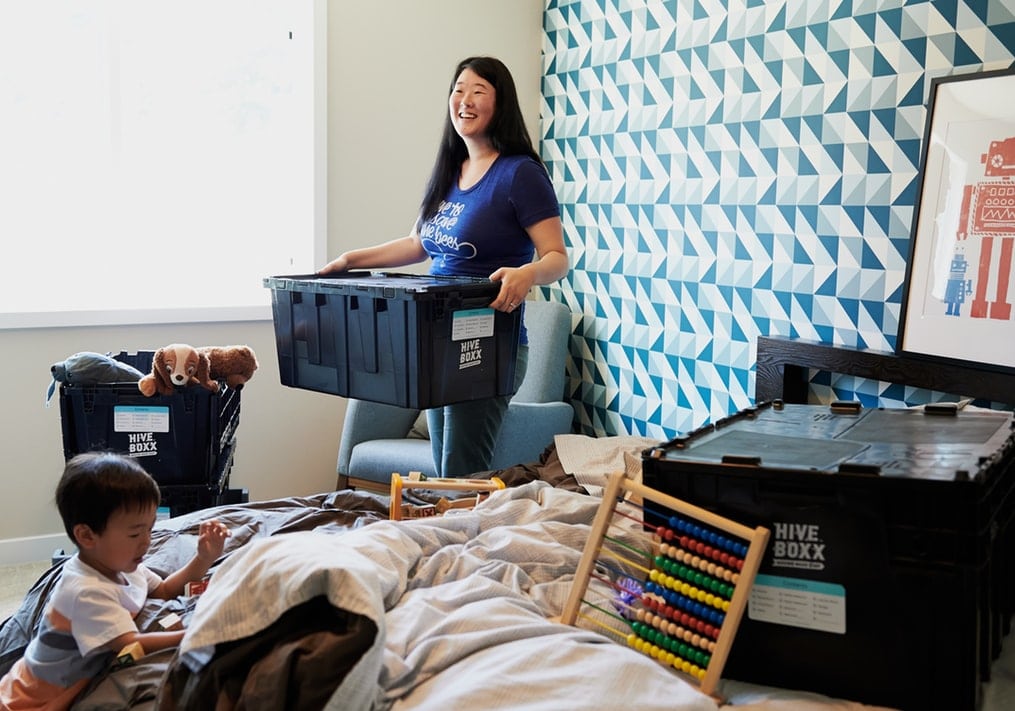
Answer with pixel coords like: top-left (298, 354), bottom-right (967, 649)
top-left (0, 534), bottom-right (74, 566)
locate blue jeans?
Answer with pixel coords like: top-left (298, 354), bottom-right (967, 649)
top-left (426, 345), bottom-right (528, 478)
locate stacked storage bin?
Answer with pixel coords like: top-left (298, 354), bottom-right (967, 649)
top-left (58, 350), bottom-right (248, 517)
top-left (642, 400), bottom-right (1015, 711)
top-left (263, 272), bottom-right (521, 409)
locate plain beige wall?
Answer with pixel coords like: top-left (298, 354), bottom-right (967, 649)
top-left (330, 2), bottom-right (546, 251)
top-left (0, 0), bottom-right (544, 563)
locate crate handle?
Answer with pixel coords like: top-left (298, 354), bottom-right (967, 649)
top-left (460, 296), bottom-right (495, 310)
top-left (755, 479), bottom-right (842, 504)
top-left (721, 454), bottom-right (762, 466)
top-left (293, 295), bottom-right (323, 365)
top-left (350, 297), bottom-right (380, 374)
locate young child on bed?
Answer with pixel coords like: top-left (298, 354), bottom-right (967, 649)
top-left (0, 451), bottom-right (230, 711)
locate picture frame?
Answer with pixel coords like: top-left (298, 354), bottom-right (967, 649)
top-left (898, 67), bottom-right (1015, 374)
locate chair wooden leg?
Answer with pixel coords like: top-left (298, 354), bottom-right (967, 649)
top-left (341, 475), bottom-right (392, 495)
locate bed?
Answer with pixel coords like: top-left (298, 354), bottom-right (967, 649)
top-left (0, 441), bottom-right (900, 711)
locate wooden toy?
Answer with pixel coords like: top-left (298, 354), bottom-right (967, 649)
top-left (389, 472), bottom-right (505, 521)
top-left (560, 469), bottom-right (769, 699)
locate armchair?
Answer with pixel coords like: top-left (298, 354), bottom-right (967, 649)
top-left (336, 299), bottom-right (575, 491)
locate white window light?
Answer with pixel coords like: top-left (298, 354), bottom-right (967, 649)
top-left (0, 0), bottom-right (326, 328)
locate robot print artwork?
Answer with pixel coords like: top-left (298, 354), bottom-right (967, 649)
top-left (900, 69), bottom-right (1015, 372)
top-left (948, 136), bottom-right (1015, 322)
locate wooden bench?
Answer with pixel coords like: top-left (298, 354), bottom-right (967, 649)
top-left (755, 335), bottom-right (1015, 406)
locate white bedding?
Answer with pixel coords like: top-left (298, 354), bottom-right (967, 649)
top-left (180, 482), bottom-right (890, 711)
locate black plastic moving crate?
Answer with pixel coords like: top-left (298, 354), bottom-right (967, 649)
top-left (264, 272), bottom-right (521, 409)
top-left (642, 401), bottom-right (1015, 711)
top-left (153, 440), bottom-right (245, 517)
top-left (160, 481), bottom-right (250, 518)
top-left (59, 350), bottom-right (241, 489)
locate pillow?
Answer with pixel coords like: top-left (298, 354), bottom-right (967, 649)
top-left (407, 412), bottom-right (429, 440)
top-left (45, 351), bottom-right (146, 407)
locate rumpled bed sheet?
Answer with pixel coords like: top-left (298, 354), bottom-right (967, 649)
top-left (173, 482), bottom-right (718, 711)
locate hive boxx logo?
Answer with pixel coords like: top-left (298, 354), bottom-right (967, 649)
top-left (771, 522), bottom-right (826, 571)
top-left (127, 432), bottom-right (159, 457)
top-left (459, 339), bottom-right (483, 369)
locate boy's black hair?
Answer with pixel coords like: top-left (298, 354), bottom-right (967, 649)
top-left (55, 452), bottom-right (161, 543)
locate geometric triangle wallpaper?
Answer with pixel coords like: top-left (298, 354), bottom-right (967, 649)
top-left (540, 0), bottom-right (1015, 438)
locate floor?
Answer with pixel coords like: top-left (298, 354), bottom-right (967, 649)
top-left (1, 559), bottom-right (1014, 709)
top-left (0, 559), bottom-right (50, 621)
top-left (984, 635), bottom-right (1015, 710)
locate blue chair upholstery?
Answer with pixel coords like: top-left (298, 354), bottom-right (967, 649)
top-left (336, 299), bottom-right (575, 491)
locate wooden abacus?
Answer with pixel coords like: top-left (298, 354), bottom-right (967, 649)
top-left (389, 472), bottom-right (505, 521)
top-left (560, 470), bottom-right (769, 699)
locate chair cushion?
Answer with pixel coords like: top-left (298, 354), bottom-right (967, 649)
top-left (348, 439), bottom-right (435, 485)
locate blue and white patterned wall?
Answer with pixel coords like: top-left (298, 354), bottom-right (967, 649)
top-left (540, 0), bottom-right (1015, 438)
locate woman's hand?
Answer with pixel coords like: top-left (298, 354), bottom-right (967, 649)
top-left (317, 232), bottom-right (428, 276)
top-left (317, 254), bottom-right (350, 276)
top-left (489, 265), bottom-right (537, 312)
top-left (489, 216), bottom-right (568, 312)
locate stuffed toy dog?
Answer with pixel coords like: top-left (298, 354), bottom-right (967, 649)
top-left (138, 344), bottom-right (258, 397)
top-left (200, 345), bottom-right (259, 389)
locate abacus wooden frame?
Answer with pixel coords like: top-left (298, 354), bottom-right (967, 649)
top-left (388, 472), bottom-right (505, 520)
top-left (560, 470), bottom-right (770, 699)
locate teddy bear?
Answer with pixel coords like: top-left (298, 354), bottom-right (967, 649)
top-left (138, 344), bottom-right (258, 397)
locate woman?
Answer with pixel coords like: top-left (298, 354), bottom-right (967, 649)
top-left (319, 56), bottom-right (568, 477)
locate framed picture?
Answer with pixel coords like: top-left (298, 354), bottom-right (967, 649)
top-left (898, 67), bottom-right (1015, 374)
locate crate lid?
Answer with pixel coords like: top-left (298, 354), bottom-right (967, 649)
top-left (649, 402), bottom-right (1015, 483)
top-left (263, 271), bottom-right (499, 299)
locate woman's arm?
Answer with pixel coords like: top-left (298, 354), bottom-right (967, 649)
top-left (318, 231), bottom-right (428, 275)
top-left (488, 215), bottom-right (568, 311)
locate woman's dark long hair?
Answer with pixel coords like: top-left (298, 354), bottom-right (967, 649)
top-left (417, 56), bottom-right (543, 226)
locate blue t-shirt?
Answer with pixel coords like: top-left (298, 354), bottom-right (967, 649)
top-left (419, 154), bottom-right (560, 278)
top-left (418, 154), bottom-right (560, 345)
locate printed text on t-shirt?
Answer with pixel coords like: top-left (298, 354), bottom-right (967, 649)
top-left (421, 200), bottom-right (477, 259)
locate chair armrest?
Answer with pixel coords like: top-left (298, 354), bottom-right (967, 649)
top-left (337, 399), bottom-right (420, 476)
top-left (489, 401), bottom-right (575, 470)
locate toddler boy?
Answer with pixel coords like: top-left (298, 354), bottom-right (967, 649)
top-left (0, 451), bottom-right (229, 710)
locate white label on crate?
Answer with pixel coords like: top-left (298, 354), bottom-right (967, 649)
top-left (451, 308), bottom-right (495, 341)
top-left (114, 405), bottom-right (170, 433)
top-left (747, 574), bottom-right (846, 634)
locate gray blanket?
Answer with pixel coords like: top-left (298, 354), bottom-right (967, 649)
top-left (0, 461), bottom-right (892, 710)
top-left (169, 483), bottom-right (716, 710)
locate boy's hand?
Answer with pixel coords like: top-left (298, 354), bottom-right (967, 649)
top-left (153, 519), bottom-right (232, 601)
top-left (196, 519), bottom-right (230, 562)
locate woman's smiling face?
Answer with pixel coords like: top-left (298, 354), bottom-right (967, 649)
top-left (449, 67), bottom-right (496, 141)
